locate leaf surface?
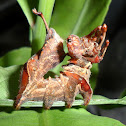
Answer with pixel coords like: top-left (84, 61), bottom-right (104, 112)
top-left (0, 47), bottom-right (31, 67)
top-left (0, 108), bottom-right (124, 126)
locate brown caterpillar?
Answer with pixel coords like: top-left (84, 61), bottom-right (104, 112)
top-left (14, 8), bottom-right (65, 109)
top-left (14, 9), bottom-right (109, 110)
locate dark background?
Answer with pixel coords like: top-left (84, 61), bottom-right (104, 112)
top-left (93, 0), bottom-right (126, 125)
top-left (0, 0), bottom-right (126, 125)
top-left (0, 0), bottom-right (30, 57)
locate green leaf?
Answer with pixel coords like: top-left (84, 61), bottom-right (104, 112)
top-left (0, 110), bottom-right (39, 126)
top-left (50, 0), bottom-right (111, 39)
top-left (0, 47), bottom-right (31, 67)
top-left (0, 108), bottom-right (124, 126)
top-left (89, 64), bottom-right (99, 89)
top-left (1, 95), bottom-right (126, 107)
top-left (0, 65), bottom-right (20, 100)
top-left (31, 0), bottom-right (55, 54)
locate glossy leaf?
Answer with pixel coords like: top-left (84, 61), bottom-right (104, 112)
top-left (0, 108), bottom-right (124, 126)
top-left (0, 47), bottom-right (31, 67)
top-left (31, 0), bottom-right (55, 54)
top-left (50, 0), bottom-right (111, 38)
top-left (0, 66), bottom-right (20, 100)
top-left (1, 95), bottom-right (126, 107)
top-left (90, 64), bottom-right (99, 89)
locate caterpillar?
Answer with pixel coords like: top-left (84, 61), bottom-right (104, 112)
top-left (14, 9), bottom-right (109, 110)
